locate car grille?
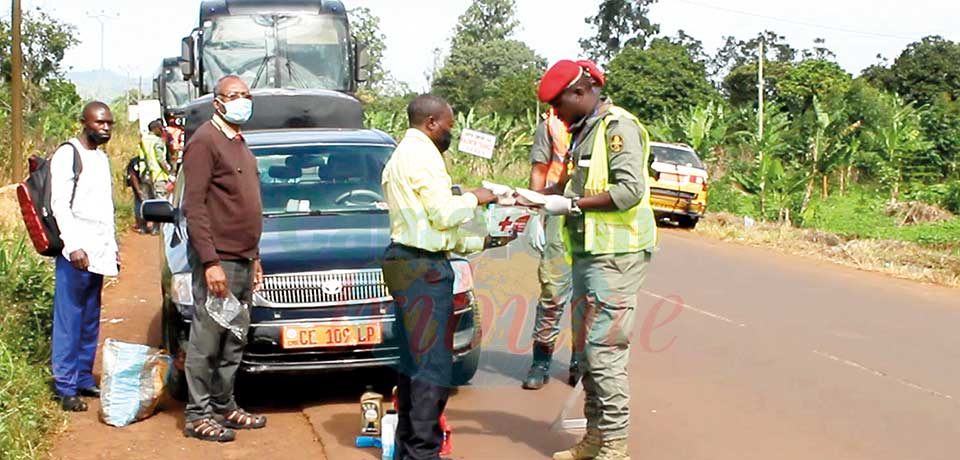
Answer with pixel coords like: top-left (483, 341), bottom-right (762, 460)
top-left (258, 269), bottom-right (392, 307)
top-left (650, 187), bottom-right (697, 200)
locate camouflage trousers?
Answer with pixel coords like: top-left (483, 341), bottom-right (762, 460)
top-left (572, 250), bottom-right (652, 440)
top-left (532, 214), bottom-right (574, 347)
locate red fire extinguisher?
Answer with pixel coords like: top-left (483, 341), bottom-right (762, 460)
top-left (439, 414), bottom-right (453, 455)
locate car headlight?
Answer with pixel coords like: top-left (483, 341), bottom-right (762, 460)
top-left (170, 272), bottom-right (194, 306)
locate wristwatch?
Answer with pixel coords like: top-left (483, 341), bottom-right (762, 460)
top-left (570, 197), bottom-right (583, 217)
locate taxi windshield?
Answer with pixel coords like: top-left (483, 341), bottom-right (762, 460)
top-left (651, 145), bottom-right (705, 169)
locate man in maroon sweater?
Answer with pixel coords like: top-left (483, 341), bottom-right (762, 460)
top-left (181, 75), bottom-right (266, 442)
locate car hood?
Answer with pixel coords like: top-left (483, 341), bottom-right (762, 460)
top-left (259, 213), bottom-right (390, 273)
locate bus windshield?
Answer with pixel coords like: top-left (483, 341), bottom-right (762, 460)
top-left (163, 66), bottom-right (191, 108)
top-left (201, 14), bottom-right (351, 92)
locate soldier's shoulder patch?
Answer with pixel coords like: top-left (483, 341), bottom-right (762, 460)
top-left (610, 134), bottom-right (624, 153)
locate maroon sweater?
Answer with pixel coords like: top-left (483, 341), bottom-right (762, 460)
top-left (182, 121), bottom-right (262, 265)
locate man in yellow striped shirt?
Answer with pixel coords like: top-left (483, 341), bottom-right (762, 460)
top-left (381, 94), bottom-right (508, 460)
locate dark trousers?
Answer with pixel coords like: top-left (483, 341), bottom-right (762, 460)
top-left (52, 256), bottom-right (103, 396)
top-left (184, 256), bottom-right (252, 422)
top-left (382, 243), bottom-right (455, 460)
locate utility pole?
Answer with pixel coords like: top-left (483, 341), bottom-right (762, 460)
top-left (86, 11), bottom-right (117, 70)
top-left (757, 37), bottom-right (766, 214)
top-left (758, 38), bottom-right (764, 142)
top-left (11, 0), bottom-right (25, 180)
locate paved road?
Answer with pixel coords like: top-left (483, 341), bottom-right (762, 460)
top-left (53, 230), bottom-right (960, 459)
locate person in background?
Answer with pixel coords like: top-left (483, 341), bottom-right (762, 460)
top-left (522, 107), bottom-right (577, 390)
top-left (381, 94), bottom-right (510, 460)
top-left (124, 154), bottom-right (149, 234)
top-left (164, 114), bottom-right (185, 174)
top-left (139, 119), bottom-right (171, 209)
top-left (49, 101), bottom-right (119, 412)
top-left (539, 60), bottom-right (658, 460)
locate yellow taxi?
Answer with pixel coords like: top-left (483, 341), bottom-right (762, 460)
top-left (648, 142), bottom-right (709, 228)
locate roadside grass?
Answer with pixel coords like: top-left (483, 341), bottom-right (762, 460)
top-left (0, 237), bottom-right (64, 460)
top-left (0, 115), bottom-right (139, 459)
top-left (802, 190), bottom-right (960, 249)
top-left (695, 212), bottom-right (960, 288)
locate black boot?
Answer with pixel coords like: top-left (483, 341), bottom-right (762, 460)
top-left (568, 352), bottom-right (583, 386)
top-left (522, 343), bottom-right (553, 390)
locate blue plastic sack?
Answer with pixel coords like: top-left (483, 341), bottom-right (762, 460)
top-left (98, 339), bottom-right (172, 427)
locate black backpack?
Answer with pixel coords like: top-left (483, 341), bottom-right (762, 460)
top-left (16, 142), bottom-right (83, 257)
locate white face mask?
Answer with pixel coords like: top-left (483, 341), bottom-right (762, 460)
top-left (217, 97), bottom-right (253, 125)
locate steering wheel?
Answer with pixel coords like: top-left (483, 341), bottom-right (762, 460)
top-left (334, 189), bottom-right (384, 205)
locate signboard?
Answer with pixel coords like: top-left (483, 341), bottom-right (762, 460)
top-left (457, 128), bottom-right (497, 159)
top-left (136, 99), bottom-right (163, 133)
top-left (127, 105), bottom-right (139, 123)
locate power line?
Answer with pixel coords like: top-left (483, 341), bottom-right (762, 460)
top-left (673, 0), bottom-right (921, 41)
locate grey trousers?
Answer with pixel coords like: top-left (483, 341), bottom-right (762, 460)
top-left (184, 257), bottom-right (253, 422)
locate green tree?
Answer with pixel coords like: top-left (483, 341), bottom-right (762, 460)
top-left (606, 38), bottom-right (717, 123)
top-left (579, 0), bottom-right (659, 66)
top-left (777, 59), bottom-right (852, 114)
top-left (885, 36), bottom-right (960, 106)
top-left (867, 94), bottom-right (935, 200)
top-left (348, 7), bottom-right (388, 91)
top-left (722, 61), bottom-right (791, 107)
top-left (450, 0), bottom-right (519, 48)
top-left (709, 31), bottom-right (797, 80)
top-left (0, 8), bottom-right (78, 85)
top-left (648, 101), bottom-right (731, 165)
top-left (432, 0), bottom-right (545, 117)
top-left (920, 95), bottom-right (960, 179)
top-left (731, 102), bottom-right (794, 219)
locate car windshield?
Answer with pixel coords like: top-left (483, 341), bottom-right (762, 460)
top-left (202, 14), bottom-right (351, 92)
top-left (255, 144), bottom-right (392, 216)
top-left (163, 66), bottom-right (190, 108)
top-left (651, 145), bottom-right (705, 169)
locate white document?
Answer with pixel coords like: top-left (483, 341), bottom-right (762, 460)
top-left (514, 188), bottom-right (547, 206)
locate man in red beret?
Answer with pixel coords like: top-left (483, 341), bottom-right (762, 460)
top-left (538, 60), bottom-right (658, 460)
top-left (522, 60), bottom-right (607, 391)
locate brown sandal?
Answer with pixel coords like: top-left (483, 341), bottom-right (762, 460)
top-left (219, 408), bottom-right (267, 429)
top-left (184, 418), bottom-right (236, 442)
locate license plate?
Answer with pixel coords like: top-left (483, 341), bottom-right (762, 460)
top-left (281, 323), bottom-right (383, 349)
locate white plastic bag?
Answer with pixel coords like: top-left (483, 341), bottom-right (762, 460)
top-left (205, 292), bottom-right (247, 340)
top-left (99, 339), bottom-right (172, 427)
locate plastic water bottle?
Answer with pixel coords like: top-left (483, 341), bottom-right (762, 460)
top-left (380, 410), bottom-right (398, 460)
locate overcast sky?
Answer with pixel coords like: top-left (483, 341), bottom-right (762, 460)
top-left (12, 0), bottom-right (960, 91)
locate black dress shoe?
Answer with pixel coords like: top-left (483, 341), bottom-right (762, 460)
top-left (61, 396), bottom-right (88, 412)
top-left (79, 386), bottom-right (101, 398)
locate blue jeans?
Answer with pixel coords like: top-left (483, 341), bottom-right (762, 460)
top-left (52, 256), bottom-right (104, 396)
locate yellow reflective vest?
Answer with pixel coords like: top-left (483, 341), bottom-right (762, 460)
top-left (567, 106), bottom-right (657, 255)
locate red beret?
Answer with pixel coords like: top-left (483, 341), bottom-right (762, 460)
top-left (538, 60), bottom-right (583, 102)
top-left (576, 60), bottom-right (605, 87)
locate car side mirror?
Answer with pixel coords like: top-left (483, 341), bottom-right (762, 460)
top-left (451, 185), bottom-right (463, 196)
top-left (142, 199), bottom-right (177, 223)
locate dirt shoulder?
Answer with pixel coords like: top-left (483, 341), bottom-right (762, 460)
top-left (49, 233), bottom-right (327, 460)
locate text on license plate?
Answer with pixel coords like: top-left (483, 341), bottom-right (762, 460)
top-left (281, 323), bottom-right (383, 349)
